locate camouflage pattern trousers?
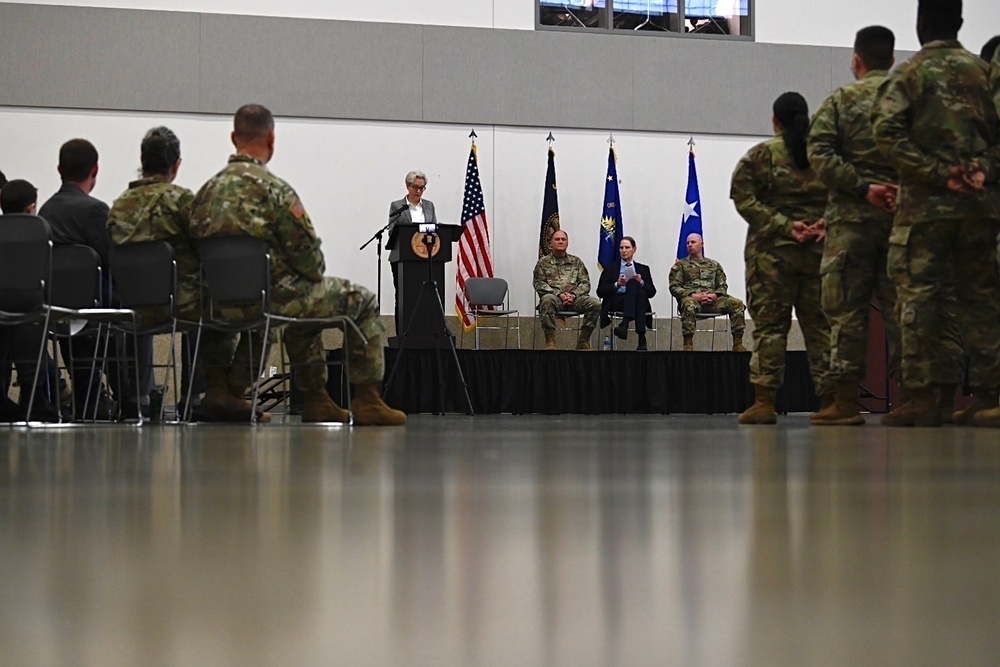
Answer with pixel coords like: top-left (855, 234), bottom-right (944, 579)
top-left (820, 219), bottom-right (901, 385)
top-left (537, 293), bottom-right (601, 332)
top-left (678, 295), bottom-right (746, 336)
top-left (199, 277), bottom-right (385, 391)
top-left (746, 244), bottom-right (831, 395)
top-left (887, 219), bottom-right (1000, 390)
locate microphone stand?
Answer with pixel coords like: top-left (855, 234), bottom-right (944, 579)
top-left (360, 207), bottom-right (407, 308)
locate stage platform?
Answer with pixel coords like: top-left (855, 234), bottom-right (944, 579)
top-left (376, 348), bottom-right (819, 415)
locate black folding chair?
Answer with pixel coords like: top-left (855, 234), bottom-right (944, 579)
top-left (193, 235), bottom-right (367, 423)
top-left (109, 241), bottom-right (198, 422)
top-left (50, 245), bottom-right (140, 423)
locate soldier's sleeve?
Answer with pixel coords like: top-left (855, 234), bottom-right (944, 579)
top-left (275, 186), bottom-right (325, 282)
top-left (533, 258), bottom-right (555, 296)
top-left (730, 144), bottom-right (794, 238)
top-left (573, 258), bottom-right (591, 297)
top-left (715, 262), bottom-right (729, 295)
top-left (871, 71), bottom-right (952, 186)
top-left (985, 55), bottom-right (1000, 181)
top-left (668, 261), bottom-right (688, 299)
top-left (808, 91), bottom-right (869, 196)
top-left (175, 188), bottom-right (195, 237)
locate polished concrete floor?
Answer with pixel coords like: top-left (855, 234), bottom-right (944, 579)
top-left (2, 415), bottom-right (1000, 666)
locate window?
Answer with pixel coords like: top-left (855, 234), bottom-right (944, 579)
top-left (538, 0), bottom-right (750, 38)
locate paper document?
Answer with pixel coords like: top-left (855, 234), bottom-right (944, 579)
top-left (622, 264), bottom-right (636, 281)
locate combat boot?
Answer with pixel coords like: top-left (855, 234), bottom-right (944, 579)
top-left (738, 385), bottom-right (777, 424)
top-left (351, 383), bottom-right (407, 426)
top-left (955, 388), bottom-right (1000, 425)
top-left (201, 369), bottom-right (271, 423)
top-left (683, 335), bottom-right (694, 352)
top-left (971, 390), bottom-right (1000, 427)
top-left (544, 330), bottom-right (557, 351)
top-left (732, 334), bottom-right (747, 353)
top-left (811, 381), bottom-right (864, 426)
top-left (881, 387), bottom-right (940, 427)
top-left (576, 327), bottom-right (594, 351)
top-left (302, 388), bottom-right (349, 423)
top-left (937, 384), bottom-right (958, 424)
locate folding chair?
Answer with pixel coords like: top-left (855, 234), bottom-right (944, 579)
top-left (669, 299), bottom-right (730, 350)
top-left (463, 277), bottom-right (520, 349)
top-left (50, 244), bottom-right (141, 422)
top-left (607, 310), bottom-right (658, 350)
top-left (194, 235), bottom-right (367, 423)
top-left (531, 292), bottom-right (590, 349)
top-left (109, 241), bottom-right (198, 422)
top-left (0, 214), bottom-right (60, 424)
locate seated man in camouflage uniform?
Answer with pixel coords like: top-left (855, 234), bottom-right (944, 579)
top-left (668, 233), bottom-right (747, 352)
top-left (532, 230), bottom-right (601, 350)
top-left (189, 104), bottom-right (405, 425)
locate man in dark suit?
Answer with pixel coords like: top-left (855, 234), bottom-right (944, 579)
top-left (37, 139), bottom-right (118, 419)
top-left (387, 170), bottom-right (437, 332)
top-left (597, 236), bottom-right (657, 350)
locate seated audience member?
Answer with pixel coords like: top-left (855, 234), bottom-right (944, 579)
top-left (669, 233), bottom-right (747, 352)
top-left (532, 230), bottom-right (601, 350)
top-left (108, 126), bottom-right (206, 418)
top-left (189, 104), bottom-right (405, 425)
top-left (596, 236), bottom-right (657, 350)
top-left (0, 179), bottom-right (59, 421)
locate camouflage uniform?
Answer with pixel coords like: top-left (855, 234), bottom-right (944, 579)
top-left (872, 40), bottom-right (1000, 391)
top-left (807, 70), bottom-right (906, 386)
top-left (108, 177), bottom-right (200, 322)
top-left (532, 253), bottom-right (601, 332)
top-left (190, 154), bottom-right (385, 391)
top-left (668, 256), bottom-right (746, 337)
top-left (730, 135), bottom-right (831, 394)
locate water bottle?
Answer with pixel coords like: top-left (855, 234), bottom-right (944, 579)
top-left (603, 336), bottom-right (612, 351)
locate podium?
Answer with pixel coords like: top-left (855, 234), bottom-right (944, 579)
top-left (387, 223), bottom-right (463, 348)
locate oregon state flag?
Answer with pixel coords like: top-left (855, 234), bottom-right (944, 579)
top-left (597, 146), bottom-right (623, 271)
top-left (538, 147), bottom-right (560, 258)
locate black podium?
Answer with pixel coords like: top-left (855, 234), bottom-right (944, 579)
top-left (387, 223), bottom-right (463, 348)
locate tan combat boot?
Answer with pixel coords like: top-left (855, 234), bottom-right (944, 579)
top-left (302, 388), bottom-right (349, 423)
top-left (576, 327), bottom-right (594, 351)
top-left (953, 387), bottom-right (998, 425)
top-left (738, 385), bottom-right (777, 424)
top-left (351, 383), bottom-right (407, 426)
top-left (971, 390), bottom-right (1000, 427)
top-left (881, 387), bottom-right (940, 427)
top-left (544, 330), bottom-right (557, 350)
top-left (811, 381), bottom-right (864, 426)
top-left (937, 384), bottom-right (958, 424)
top-left (732, 334), bottom-right (747, 353)
top-left (201, 369), bottom-right (271, 423)
top-left (683, 335), bottom-right (694, 352)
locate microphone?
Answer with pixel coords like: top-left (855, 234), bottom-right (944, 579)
top-left (388, 204), bottom-right (408, 220)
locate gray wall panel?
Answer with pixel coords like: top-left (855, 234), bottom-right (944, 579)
top-left (198, 14), bottom-right (424, 121)
top-left (1, 3), bottom-right (917, 137)
top-left (0, 4), bottom-right (201, 112)
top-left (423, 27), bottom-right (634, 130)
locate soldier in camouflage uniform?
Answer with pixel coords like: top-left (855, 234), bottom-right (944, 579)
top-left (668, 232), bottom-right (746, 352)
top-left (730, 92), bottom-right (831, 424)
top-left (189, 104), bottom-right (405, 425)
top-left (806, 27), bottom-right (906, 426)
top-left (107, 127), bottom-right (211, 420)
top-left (532, 230), bottom-right (601, 350)
top-left (871, 0), bottom-right (1000, 427)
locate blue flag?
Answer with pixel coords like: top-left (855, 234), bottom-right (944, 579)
top-left (538, 147), bottom-right (561, 258)
top-left (675, 148), bottom-right (704, 259)
top-left (598, 146), bottom-right (623, 271)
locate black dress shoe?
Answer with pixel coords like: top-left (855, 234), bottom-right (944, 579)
top-left (636, 343), bottom-right (648, 351)
top-left (613, 323), bottom-right (629, 340)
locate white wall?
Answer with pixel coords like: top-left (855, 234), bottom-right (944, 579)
top-left (7, 0), bottom-right (999, 50)
top-left (0, 107), bottom-right (763, 317)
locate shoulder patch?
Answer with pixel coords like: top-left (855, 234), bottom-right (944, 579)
top-left (290, 199), bottom-right (305, 220)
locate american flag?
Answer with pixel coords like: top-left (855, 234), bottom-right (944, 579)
top-left (456, 144), bottom-right (493, 329)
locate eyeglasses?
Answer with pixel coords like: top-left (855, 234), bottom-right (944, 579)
top-left (408, 184), bottom-right (426, 192)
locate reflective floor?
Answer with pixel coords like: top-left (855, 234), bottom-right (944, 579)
top-left (2, 416), bottom-right (1000, 666)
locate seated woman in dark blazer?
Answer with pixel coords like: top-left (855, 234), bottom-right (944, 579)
top-left (596, 236), bottom-right (656, 350)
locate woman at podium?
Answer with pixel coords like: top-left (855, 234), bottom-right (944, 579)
top-left (388, 170), bottom-right (437, 332)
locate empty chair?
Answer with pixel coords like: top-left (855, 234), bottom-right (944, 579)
top-left (463, 277), bottom-right (520, 349)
